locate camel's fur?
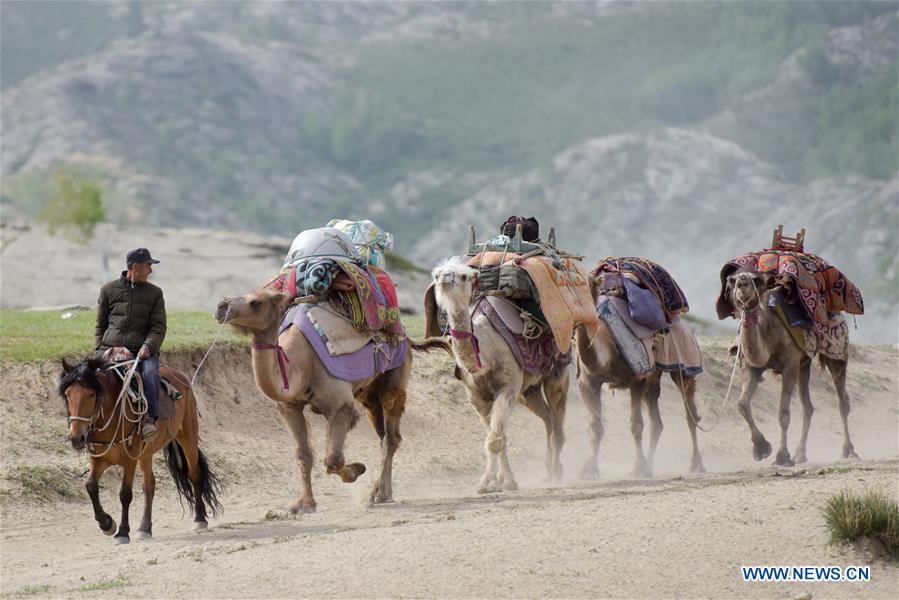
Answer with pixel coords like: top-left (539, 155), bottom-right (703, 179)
top-left (726, 270), bottom-right (857, 466)
top-left (216, 289), bottom-right (412, 511)
top-left (575, 277), bottom-right (705, 478)
top-left (428, 258), bottom-right (567, 493)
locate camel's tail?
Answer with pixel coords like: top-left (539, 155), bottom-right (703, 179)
top-left (409, 337), bottom-right (453, 357)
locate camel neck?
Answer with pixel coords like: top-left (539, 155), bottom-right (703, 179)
top-left (250, 325), bottom-right (292, 400)
top-left (739, 306), bottom-right (771, 366)
top-left (445, 302), bottom-right (482, 374)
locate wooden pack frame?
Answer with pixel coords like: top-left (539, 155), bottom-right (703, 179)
top-left (772, 225), bottom-right (805, 252)
top-left (467, 224), bottom-right (557, 255)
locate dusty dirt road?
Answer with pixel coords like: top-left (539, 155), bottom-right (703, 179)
top-left (1, 343), bottom-right (897, 598)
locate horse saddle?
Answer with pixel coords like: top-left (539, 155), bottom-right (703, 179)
top-left (114, 365), bottom-right (184, 420)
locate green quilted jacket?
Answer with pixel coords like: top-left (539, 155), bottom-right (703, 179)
top-left (95, 273), bottom-right (167, 355)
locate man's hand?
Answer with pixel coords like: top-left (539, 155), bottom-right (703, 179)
top-left (103, 347), bottom-right (133, 361)
top-left (138, 345), bottom-right (151, 360)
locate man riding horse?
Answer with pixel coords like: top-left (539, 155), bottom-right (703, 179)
top-left (95, 247), bottom-right (166, 441)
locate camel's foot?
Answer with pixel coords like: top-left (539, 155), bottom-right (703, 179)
top-left (337, 462), bottom-right (366, 483)
top-left (842, 444), bottom-right (859, 460)
top-left (289, 495), bottom-right (317, 514)
top-left (369, 482), bottom-right (393, 504)
top-left (630, 463), bottom-right (652, 479)
top-left (774, 448), bottom-right (795, 467)
top-left (100, 516), bottom-right (116, 536)
top-left (690, 459), bottom-right (706, 474)
top-left (579, 461), bottom-right (600, 481)
top-left (477, 475), bottom-right (501, 494)
top-left (793, 448), bottom-right (808, 464)
top-left (134, 530), bottom-right (152, 540)
top-left (752, 438), bottom-right (772, 461)
top-left (501, 478), bottom-right (518, 492)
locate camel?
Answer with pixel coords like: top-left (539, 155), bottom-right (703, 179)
top-left (575, 279), bottom-right (705, 479)
top-left (216, 289), bottom-right (440, 511)
top-left (725, 270), bottom-right (857, 466)
top-left (426, 258), bottom-right (567, 493)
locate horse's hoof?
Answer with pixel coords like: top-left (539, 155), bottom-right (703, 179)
top-left (135, 530), bottom-right (152, 540)
top-left (338, 462), bottom-right (366, 483)
top-left (114, 536), bottom-right (130, 545)
top-left (752, 439), bottom-right (772, 461)
top-left (194, 521), bottom-right (208, 531)
top-left (101, 518), bottom-right (116, 536)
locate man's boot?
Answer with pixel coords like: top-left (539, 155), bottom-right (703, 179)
top-left (142, 418), bottom-right (158, 442)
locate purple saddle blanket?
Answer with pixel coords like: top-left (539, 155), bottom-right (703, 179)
top-left (473, 297), bottom-right (570, 375)
top-left (280, 305), bottom-right (407, 382)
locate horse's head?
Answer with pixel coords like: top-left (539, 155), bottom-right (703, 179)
top-left (431, 258), bottom-right (478, 315)
top-left (726, 270), bottom-right (776, 312)
top-left (59, 358), bottom-right (110, 450)
top-left (215, 289), bottom-right (292, 335)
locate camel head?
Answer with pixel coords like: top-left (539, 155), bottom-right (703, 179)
top-left (216, 289), bottom-right (292, 335)
top-left (726, 270), bottom-right (776, 312)
top-left (431, 258), bottom-right (478, 316)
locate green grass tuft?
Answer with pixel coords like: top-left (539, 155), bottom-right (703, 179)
top-left (822, 488), bottom-right (899, 560)
top-left (6, 464), bottom-right (85, 501)
top-left (78, 575), bottom-right (128, 592)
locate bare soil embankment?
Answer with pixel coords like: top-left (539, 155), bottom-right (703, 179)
top-left (1, 340), bottom-right (897, 598)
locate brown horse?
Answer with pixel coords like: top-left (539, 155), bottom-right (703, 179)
top-left (59, 357), bottom-right (222, 544)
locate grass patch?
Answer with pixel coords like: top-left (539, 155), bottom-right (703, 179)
top-left (823, 488), bottom-right (899, 560)
top-left (78, 575), bottom-right (128, 592)
top-left (6, 464), bottom-right (85, 501)
top-left (12, 584), bottom-right (53, 597)
top-left (403, 314), bottom-right (425, 340)
top-left (0, 309), bottom-right (244, 363)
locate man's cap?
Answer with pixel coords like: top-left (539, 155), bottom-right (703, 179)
top-left (126, 248), bottom-right (160, 265)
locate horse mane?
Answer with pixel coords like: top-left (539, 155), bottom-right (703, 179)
top-left (58, 357), bottom-right (111, 406)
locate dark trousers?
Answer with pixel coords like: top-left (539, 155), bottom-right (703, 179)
top-left (138, 356), bottom-right (161, 420)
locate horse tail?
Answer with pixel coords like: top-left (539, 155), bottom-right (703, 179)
top-left (163, 441), bottom-right (224, 517)
top-left (408, 337), bottom-right (453, 356)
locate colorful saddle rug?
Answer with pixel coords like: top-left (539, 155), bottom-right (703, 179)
top-left (473, 296), bottom-right (570, 375)
top-left (265, 261), bottom-right (402, 336)
top-left (592, 257), bottom-right (689, 322)
top-left (715, 250), bottom-right (864, 337)
top-left (468, 252), bottom-right (599, 355)
top-left (769, 295), bottom-right (849, 361)
top-left (280, 305), bottom-right (407, 382)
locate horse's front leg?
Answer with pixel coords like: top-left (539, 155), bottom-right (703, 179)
top-left (114, 461), bottom-right (137, 544)
top-left (85, 461), bottom-right (115, 536)
top-left (136, 455), bottom-right (155, 539)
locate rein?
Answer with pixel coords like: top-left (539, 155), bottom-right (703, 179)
top-left (449, 327), bottom-right (482, 369)
top-left (252, 339), bottom-right (291, 390)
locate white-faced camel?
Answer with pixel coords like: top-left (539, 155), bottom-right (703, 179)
top-left (725, 270), bottom-right (857, 466)
top-left (575, 279), bottom-right (706, 479)
top-left (425, 258), bottom-right (567, 493)
top-left (216, 289), bottom-right (441, 511)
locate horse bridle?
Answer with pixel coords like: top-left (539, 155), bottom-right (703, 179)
top-left (66, 385), bottom-right (104, 441)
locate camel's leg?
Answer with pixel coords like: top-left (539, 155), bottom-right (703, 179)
top-left (672, 374), bottom-right (705, 473)
top-left (577, 373), bottom-right (604, 480)
top-left (643, 374), bottom-right (663, 478)
top-left (737, 367), bottom-right (771, 461)
top-left (521, 385), bottom-right (553, 481)
top-left (774, 366), bottom-right (798, 467)
top-left (324, 404), bottom-right (366, 484)
top-left (113, 461), bottom-right (137, 544)
top-left (276, 402), bottom-right (317, 513)
top-left (470, 395), bottom-right (500, 493)
top-left (85, 460), bottom-right (116, 537)
top-left (629, 380), bottom-right (651, 478)
top-left (543, 370), bottom-right (568, 482)
top-left (369, 390), bottom-right (406, 504)
top-left (826, 358), bottom-right (858, 459)
top-left (793, 359), bottom-right (814, 464)
top-left (135, 454), bottom-right (155, 539)
top-left (488, 390), bottom-right (518, 491)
